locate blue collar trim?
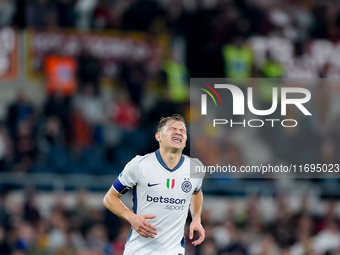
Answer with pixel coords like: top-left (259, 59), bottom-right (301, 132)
top-left (155, 149), bottom-right (185, 172)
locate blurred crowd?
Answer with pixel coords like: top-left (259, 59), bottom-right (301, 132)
top-left (0, 80), bottom-right (182, 174)
top-left (1, 188), bottom-right (340, 255)
top-left (0, 188), bottom-right (129, 255)
top-left (0, 0), bottom-right (339, 175)
top-left (0, 1), bottom-right (340, 254)
top-left (1, 0), bottom-right (340, 78)
top-left (196, 195), bottom-right (340, 255)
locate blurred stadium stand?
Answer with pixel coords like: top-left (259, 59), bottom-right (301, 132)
top-left (0, 0), bottom-right (340, 254)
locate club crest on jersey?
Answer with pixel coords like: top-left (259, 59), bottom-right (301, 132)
top-left (166, 179), bottom-right (175, 189)
top-left (181, 180), bottom-right (192, 193)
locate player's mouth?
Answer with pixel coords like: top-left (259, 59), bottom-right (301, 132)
top-left (172, 137), bottom-right (182, 143)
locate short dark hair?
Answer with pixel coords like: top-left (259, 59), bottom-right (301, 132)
top-left (157, 114), bottom-right (188, 132)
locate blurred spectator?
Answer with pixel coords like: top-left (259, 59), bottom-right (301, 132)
top-left (101, 209), bottom-right (120, 244)
top-left (0, 125), bottom-right (11, 172)
top-left (54, 193), bottom-right (87, 253)
top-left (310, 3), bottom-right (331, 40)
top-left (53, 193), bottom-right (69, 216)
top-left (12, 0), bottom-right (25, 28)
top-left (213, 217), bottom-right (234, 250)
top-left (0, 225), bottom-right (11, 255)
top-left (268, 194), bottom-right (295, 248)
top-left (290, 215), bottom-right (315, 255)
top-left (86, 224), bottom-right (111, 255)
top-left (184, 0), bottom-right (218, 78)
top-left (0, 190), bottom-right (9, 230)
top-left (310, 81), bottom-right (329, 136)
top-left (48, 212), bottom-right (69, 253)
top-left (30, 220), bottom-right (49, 255)
top-left (119, 60), bottom-right (147, 107)
top-left (147, 84), bottom-right (182, 125)
top-left (73, 83), bottom-right (105, 144)
top-left (13, 223), bottom-right (36, 252)
top-left (250, 234), bottom-right (280, 255)
top-left (11, 250), bottom-right (26, 255)
top-left (0, 0), bottom-right (16, 26)
top-left (122, 0), bottom-right (164, 32)
top-left (196, 236), bottom-right (218, 255)
top-left (73, 188), bottom-right (92, 221)
top-left (211, 4), bottom-right (241, 48)
top-left (222, 36), bottom-right (253, 79)
top-left (165, 0), bottom-right (186, 36)
top-left (243, 196), bottom-right (264, 248)
top-left (193, 135), bottom-right (221, 167)
top-left (37, 116), bottom-right (66, 155)
top-left (71, 107), bottom-right (91, 148)
top-left (54, 231), bottom-right (77, 255)
top-left (92, 0), bottom-right (111, 29)
top-left (107, 89), bottom-right (140, 131)
top-left (23, 188), bottom-right (40, 224)
top-left (260, 51), bottom-right (284, 78)
top-left (316, 201), bottom-right (340, 233)
top-left (77, 49), bottom-right (102, 94)
top-left (219, 227), bottom-right (248, 255)
top-left (236, 0), bottom-right (269, 37)
top-left (314, 218), bottom-right (340, 254)
top-left (56, 0), bottom-right (76, 28)
top-left (291, 196), bottom-right (315, 225)
top-left (25, 0), bottom-right (57, 28)
top-left (330, 115), bottom-right (340, 163)
top-left (6, 91), bottom-right (34, 139)
top-left (43, 92), bottom-right (72, 142)
top-left (13, 120), bottom-right (37, 173)
top-left (163, 47), bottom-right (189, 103)
top-left (223, 142), bottom-right (244, 169)
top-left (111, 222), bottom-right (130, 255)
top-left (74, 0), bottom-right (97, 30)
top-left (92, 0), bottom-right (127, 30)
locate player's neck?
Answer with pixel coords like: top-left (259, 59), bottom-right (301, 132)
top-left (159, 147), bottom-right (182, 170)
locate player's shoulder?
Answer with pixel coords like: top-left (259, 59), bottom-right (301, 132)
top-left (183, 154), bottom-right (204, 167)
top-left (130, 152), bottom-right (154, 164)
top-left (123, 153), bottom-right (153, 174)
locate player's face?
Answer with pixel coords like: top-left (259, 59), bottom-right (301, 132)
top-left (157, 120), bottom-right (187, 151)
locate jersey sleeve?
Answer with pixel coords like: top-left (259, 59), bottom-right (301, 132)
top-left (194, 178), bottom-right (203, 193)
top-left (112, 156), bottom-right (140, 195)
top-left (191, 158), bottom-right (204, 193)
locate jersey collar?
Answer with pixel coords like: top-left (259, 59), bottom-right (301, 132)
top-left (155, 149), bottom-right (185, 172)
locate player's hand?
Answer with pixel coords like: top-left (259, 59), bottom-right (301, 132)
top-left (189, 218), bottom-right (205, 246)
top-left (128, 214), bottom-right (157, 238)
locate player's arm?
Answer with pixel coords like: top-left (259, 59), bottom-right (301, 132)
top-left (103, 186), bottom-right (157, 238)
top-left (189, 190), bottom-right (205, 246)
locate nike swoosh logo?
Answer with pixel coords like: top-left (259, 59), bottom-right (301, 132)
top-left (148, 183), bottom-right (160, 187)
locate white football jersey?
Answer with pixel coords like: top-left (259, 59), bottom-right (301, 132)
top-left (112, 150), bottom-right (203, 255)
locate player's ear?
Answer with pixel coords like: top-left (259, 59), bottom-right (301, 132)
top-left (155, 132), bottom-right (161, 142)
